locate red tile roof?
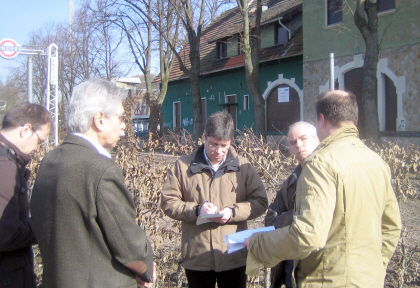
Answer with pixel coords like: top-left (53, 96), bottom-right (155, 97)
top-left (168, 0), bottom-right (302, 82)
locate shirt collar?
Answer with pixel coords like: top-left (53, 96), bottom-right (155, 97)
top-left (72, 133), bottom-right (111, 158)
top-left (203, 148), bottom-right (226, 172)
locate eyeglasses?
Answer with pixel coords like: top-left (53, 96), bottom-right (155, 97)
top-left (31, 129), bottom-right (44, 145)
top-left (115, 114), bottom-right (126, 123)
top-left (207, 142), bottom-right (230, 151)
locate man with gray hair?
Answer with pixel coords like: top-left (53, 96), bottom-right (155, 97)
top-left (161, 111), bottom-right (267, 288)
top-left (265, 121), bottom-right (319, 288)
top-left (31, 78), bottom-right (155, 288)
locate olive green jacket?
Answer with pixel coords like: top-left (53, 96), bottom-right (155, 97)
top-left (161, 145), bottom-right (268, 272)
top-left (247, 126), bottom-right (401, 287)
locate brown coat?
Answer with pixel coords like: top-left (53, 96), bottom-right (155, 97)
top-left (0, 135), bottom-right (36, 288)
top-left (161, 145), bottom-right (268, 272)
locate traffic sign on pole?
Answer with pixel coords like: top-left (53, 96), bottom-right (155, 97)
top-left (0, 38), bottom-right (21, 59)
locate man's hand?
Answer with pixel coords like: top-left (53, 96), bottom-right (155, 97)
top-left (136, 262), bottom-right (156, 288)
top-left (242, 236), bottom-right (251, 250)
top-left (209, 207), bottom-right (231, 224)
top-left (200, 202), bottom-right (218, 214)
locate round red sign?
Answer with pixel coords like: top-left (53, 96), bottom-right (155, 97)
top-left (0, 39), bottom-right (21, 59)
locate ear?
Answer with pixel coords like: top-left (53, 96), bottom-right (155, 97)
top-left (92, 112), bottom-right (106, 132)
top-left (19, 124), bottom-right (33, 139)
top-left (318, 113), bottom-right (326, 128)
top-left (202, 132), bottom-right (206, 142)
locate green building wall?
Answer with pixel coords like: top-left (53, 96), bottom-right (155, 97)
top-left (162, 56), bottom-right (303, 134)
top-left (303, 0), bottom-right (420, 63)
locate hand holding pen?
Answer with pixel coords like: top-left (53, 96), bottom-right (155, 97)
top-left (200, 200), bottom-right (218, 215)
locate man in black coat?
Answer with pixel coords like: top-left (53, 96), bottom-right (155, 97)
top-left (265, 121), bottom-right (319, 288)
top-left (0, 102), bottom-right (52, 288)
top-left (31, 78), bottom-right (155, 288)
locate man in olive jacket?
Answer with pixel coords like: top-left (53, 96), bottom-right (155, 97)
top-left (161, 111), bottom-right (267, 288)
top-left (31, 79), bottom-right (155, 288)
top-left (244, 90), bottom-right (401, 287)
top-left (0, 103), bottom-right (51, 288)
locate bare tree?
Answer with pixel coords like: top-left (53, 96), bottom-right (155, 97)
top-left (236, 0), bottom-right (265, 139)
top-left (171, 0), bottom-right (206, 140)
top-left (354, 0), bottom-right (379, 144)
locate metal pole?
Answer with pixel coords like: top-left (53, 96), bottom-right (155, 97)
top-left (329, 53), bottom-right (334, 91)
top-left (27, 56), bottom-right (33, 103)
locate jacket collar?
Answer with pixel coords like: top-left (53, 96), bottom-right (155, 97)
top-left (190, 145), bottom-right (239, 175)
top-left (63, 134), bottom-right (106, 155)
top-left (319, 125), bottom-right (359, 148)
top-left (0, 133), bottom-right (31, 167)
top-left (290, 164), bottom-right (302, 186)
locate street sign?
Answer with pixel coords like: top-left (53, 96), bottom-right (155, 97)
top-left (0, 39), bottom-right (21, 59)
top-left (134, 107), bottom-right (142, 115)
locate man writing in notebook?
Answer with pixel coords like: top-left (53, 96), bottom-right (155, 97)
top-left (161, 111), bottom-right (267, 288)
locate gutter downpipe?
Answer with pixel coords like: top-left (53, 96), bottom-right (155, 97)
top-left (330, 53), bottom-right (334, 91)
top-left (278, 17), bottom-right (291, 40)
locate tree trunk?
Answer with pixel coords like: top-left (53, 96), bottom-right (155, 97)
top-left (354, 0), bottom-right (380, 144)
top-left (238, 0), bottom-right (266, 140)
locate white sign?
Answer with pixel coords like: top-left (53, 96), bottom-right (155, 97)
top-left (0, 39), bottom-right (21, 59)
top-left (278, 87), bottom-right (290, 103)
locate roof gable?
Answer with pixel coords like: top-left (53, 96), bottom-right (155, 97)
top-left (168, 0), bottom-right (302, 82)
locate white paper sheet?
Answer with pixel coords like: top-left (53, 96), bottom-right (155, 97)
top-left (196, 213), bottom-right (224, 225)
top-left (224, 226), bottom-right (275, 254)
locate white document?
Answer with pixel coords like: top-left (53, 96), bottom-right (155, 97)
top-left (196, 213), bottom-right (224, 225)
top-left (224, 226), bottom-right (275, 254)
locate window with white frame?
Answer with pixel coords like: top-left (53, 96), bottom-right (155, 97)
top-left (173, 102), bottom-right (181, 130)
top-left (244, 95), bottom-right (249, 111)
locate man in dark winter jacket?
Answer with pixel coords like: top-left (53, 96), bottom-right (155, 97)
top-left (265, 121), bottom-right (319, 288)
top-left (0, 102), bottom-right (52, 288)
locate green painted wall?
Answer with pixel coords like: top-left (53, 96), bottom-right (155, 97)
top-left (162, 55), bottom-right (303, 134)
top-left (303, 0), bottom-right (420, 62)
top-left (261, 25), bottom-right (275, 48)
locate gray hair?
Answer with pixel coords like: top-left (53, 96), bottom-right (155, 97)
top-left (287, 121), bottom-right (318, 144)
top-left (67, 78), bottom-right (126, 133)
top-left (205, 111), bottom-right (234, 140)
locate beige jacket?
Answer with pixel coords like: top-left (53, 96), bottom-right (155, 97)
top-left (247, 126), bottom-right (401, 287)
top-left (161, 145), bottom-right (267, 272)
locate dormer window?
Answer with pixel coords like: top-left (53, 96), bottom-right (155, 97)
top-left (326, 0), bottom-right (342, 26)
top-left (217, 40), bottom-right (227, 59)
top-left (275, 24), bottom-right (288, 45)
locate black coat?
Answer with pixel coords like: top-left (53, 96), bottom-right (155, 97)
top-left (0, 134), bottom-right (36, 288)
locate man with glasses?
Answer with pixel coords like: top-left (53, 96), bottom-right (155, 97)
top-left (0, 102), bottom-right (52, 288)
top-left (161, 111), bottom-right (268, 288)
top-left (31, 78), bottom-right (155, 288)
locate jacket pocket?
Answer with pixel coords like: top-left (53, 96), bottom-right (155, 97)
top-left (295, 191), bottom-right (321, 232)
